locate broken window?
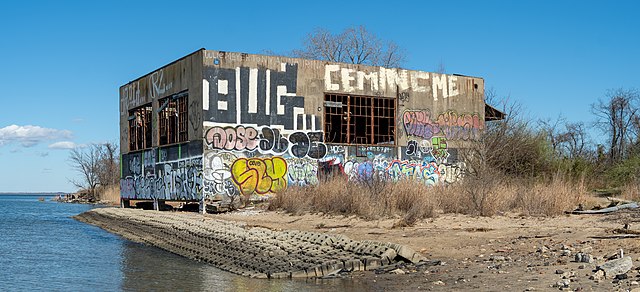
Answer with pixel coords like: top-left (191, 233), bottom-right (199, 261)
top-left (128, 104), bottom-right (152, 151)
top-left (159, 91), bottom-right (188, 145)
top-left (324, 94), bottom-right (395, 145)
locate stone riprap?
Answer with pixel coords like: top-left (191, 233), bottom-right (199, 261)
top-left (75, 208), bottom-right (426, 279)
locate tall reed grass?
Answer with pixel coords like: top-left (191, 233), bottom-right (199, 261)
top-left (268, 174), bottom-right (586, 225)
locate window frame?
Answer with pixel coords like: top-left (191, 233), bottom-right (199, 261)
top-left (158, 91), bottom-right (189, 146)
top-left (128, 103), bottom-right (153, 151)
top-left (323, 93), bottom-right (396, 146)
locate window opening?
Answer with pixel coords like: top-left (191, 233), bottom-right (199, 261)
top-left (128, 104), bottom-right (152, 151)
top-left (324, 94), bottom-right (395, 145)
top-left (159, 91), bottom-right (188, 145)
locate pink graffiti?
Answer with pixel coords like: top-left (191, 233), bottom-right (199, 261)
top-left (205, 126), bottom-right (259, 151)
top-left (402, 110), bottom-right (440, 140)
top-left (436, 111), bottom-right (483, 141)
top-left (403, 110), bottom-right (483, 141)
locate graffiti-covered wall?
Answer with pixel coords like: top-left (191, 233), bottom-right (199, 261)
top-left (119, 50), bottom-right (204, 150)
top-left (120, 141), bottom-right (203, 200)
top-left (198, 50), bottom-right (484, 201)
top-left (119, 50), bottom-right (204, 201)
top-left (119, 49), bottom-right (486, 201)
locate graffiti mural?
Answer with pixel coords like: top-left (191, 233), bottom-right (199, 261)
top-left (203, 152), bottom-right (239, 199)
top-left (204, 63), bottom-right (320, 131)
top-left (324, 65), bottom-right (459, 100)
top-left (385, 160), bottom-right (441, 185)
top-left (205, 125), bottom-right (327, 160)
top-left (430, 137), bottom-right (449, 163)
top-left (231, 157), bottom-right (288, 197)
top-left (155, 157), bottom-right (203, 200)
top-left (406, 137), bottom-right (450, 164)
top-left (121, 156), bottom-right (203, 200)
top-left (403, 110), bottom-right (483, 141)
top-left (204, 125), bottom-right (259, 151)
top-left (121, 142), bottom-right (204, 200)
top-left (287, 158), bottom-right (319, 186)
top-left (439, 162), bottom-right (465, 184)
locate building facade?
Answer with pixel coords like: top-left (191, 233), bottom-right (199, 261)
top-left (119, 49), bottom-right (487, 204)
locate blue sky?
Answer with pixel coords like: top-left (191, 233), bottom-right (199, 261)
top-left (1, 0), bottom-right (639, 192)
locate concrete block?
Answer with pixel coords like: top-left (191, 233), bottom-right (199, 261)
top-left (290, 269), bottom-right (308, 278)
top-left (396, 245), bottom-right (425, 263)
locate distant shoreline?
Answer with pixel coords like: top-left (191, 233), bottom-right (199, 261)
top-left (0, 192), bottom-right (65, 196)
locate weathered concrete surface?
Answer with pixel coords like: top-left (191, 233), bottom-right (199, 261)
top-left (597, 256), bottom-right (633, 278)
top-left (74, 208), bottom-right (426, 278)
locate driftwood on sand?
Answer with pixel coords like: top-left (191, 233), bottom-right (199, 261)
top-left (569, 202), bottom-right (639, 215)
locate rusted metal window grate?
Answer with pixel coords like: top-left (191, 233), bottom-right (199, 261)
top-left (128, 104), bottom-right (152, 151)
top-left (159, 91), bottom-right (188, 145)
top-left (324, 94), bottom-right (395, 145)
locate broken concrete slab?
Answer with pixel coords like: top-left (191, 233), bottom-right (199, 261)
top-left (597, 256), bottom-right (633, 278)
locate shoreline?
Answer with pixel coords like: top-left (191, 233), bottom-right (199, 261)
top-left (75, 207), bottom-right (640, 290)
top-left (75, 208), bottom-right (426, 279)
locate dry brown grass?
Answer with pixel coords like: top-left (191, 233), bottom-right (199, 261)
top-left (268, 177), bottom-right (437, 223)
top-left (621, 183), bottom-right (640, 202)
top-left (514, 175), bottom-right (586, 216)
top-left (269, 173), bottom-right (587, 225)
top-left (96, 185), bottom-right (120, 206)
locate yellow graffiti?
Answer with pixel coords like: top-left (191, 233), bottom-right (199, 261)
top-left (231, 157), bottom-right (288, 196)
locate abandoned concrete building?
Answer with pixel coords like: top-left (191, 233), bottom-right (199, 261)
top-left (119, 49), bottom-right (501, 207)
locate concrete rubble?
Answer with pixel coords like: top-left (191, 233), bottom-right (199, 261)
top-left (75, 208), bottom-right (427, 279)
top-left (597, 256), bottom-right (633, 278)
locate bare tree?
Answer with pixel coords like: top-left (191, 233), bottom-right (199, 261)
top-left (69, 142), bottom-right (120, 199)
top-left (96, 142), bottom-right (119, 187)
top-left (292, 25), bottom-right (406, 68)
top-left (539, 117), bottom-right (590, 160)
top-left (561, 122), bottom-right (590, 160)
top-left (592, 88), bottom-right (640, 163)
top-left (69, 144), bottom-right (102, 198)
top-left (539, 115), bottom-right (567, 157)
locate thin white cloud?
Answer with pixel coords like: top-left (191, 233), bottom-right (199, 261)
top-left (48, 141), bottom-right (79, 149)
top-left (0, 125), bottom-right (73, 148)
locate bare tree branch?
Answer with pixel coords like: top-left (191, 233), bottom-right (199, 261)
top-left (591, 88), bottom-right (640, 163)
top-left (68, 142), bottom-right (120, 198)
top-left (292, 25), bottom-right (406, 68)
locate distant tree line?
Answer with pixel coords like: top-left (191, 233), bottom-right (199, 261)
top-left (467, 87), bottom-right (640, 189)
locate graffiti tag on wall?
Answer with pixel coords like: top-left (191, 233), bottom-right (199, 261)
top-left (406, 137), bottom-right (450, 164)
top-left (324, 65), bottom-right (459, 100)
top-left (121, 156), bottom-right (203, 200)
top-left (203, 152), bottom-right (239, 199)
top-left (287, 158), bottom-right (319, 186)
top-left (205, 125), bottom-right (327, 160)
top-left (231, 157), bottom-right (288, 197)
top-left (204, 63), bottom-right (320, 132)
top-left (403, 109), bottom-right (483, 141)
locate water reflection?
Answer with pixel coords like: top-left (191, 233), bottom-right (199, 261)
top-left (120, 241), bottom-right (373, 292)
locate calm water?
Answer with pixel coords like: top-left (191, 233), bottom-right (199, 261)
top-left (0, 195), bottom-right (374, 292)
